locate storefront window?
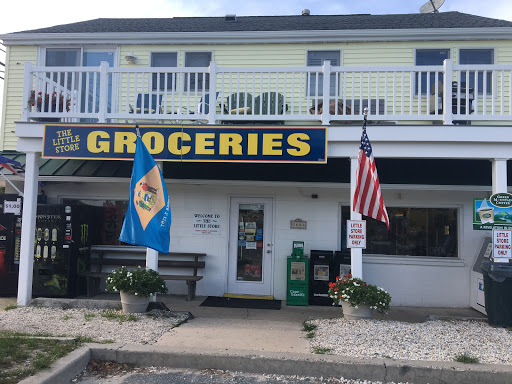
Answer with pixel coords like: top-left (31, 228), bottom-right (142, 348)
top-left (341, 206), bottom-right (458, 257)
top-left (63, 199), bottom-right (128, 245)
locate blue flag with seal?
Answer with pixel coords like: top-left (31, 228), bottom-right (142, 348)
top-left (119, 135), bottom-right (171, 253)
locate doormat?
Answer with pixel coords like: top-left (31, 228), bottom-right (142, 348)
top-left (200, 296), bottom-right (281, 310)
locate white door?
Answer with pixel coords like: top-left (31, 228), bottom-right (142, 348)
top-left (227, 197), bottom-right (273, 296)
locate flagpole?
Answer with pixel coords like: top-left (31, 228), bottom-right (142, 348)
top-left (0, 169), bottom-right (24, 196)
top-left (350, 108), bottom-right (369, 279)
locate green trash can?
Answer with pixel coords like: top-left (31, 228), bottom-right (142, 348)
top-left (481, 261), bottom-right (512, 327)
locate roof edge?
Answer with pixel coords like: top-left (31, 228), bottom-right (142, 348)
top-left (3, 27), bottom-right (512, 45)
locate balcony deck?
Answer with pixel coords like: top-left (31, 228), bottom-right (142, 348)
top-left (20, 60), bottom-right (512, 126)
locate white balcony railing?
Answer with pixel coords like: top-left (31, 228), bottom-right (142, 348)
top-left (20, 60), bottom-right (512, 125)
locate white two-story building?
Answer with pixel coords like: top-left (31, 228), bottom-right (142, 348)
top-left (1, 10), bottom-right (511, 309)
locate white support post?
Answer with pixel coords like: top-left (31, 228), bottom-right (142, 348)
top-left (208, 61), bottom-right (217, 125)
top-left (350, 156), bottom-right (363, 279)
top-left (443, 59), bottom-right (453, 125)
top-left (492, 159), bottom-right (509, 194)
top-left (17, 152), bottom-right (40, 306)
top-left (321, 61), bottom-right (331, 125)
top-left (97, 61), bottom-right (109, 123)
top-left (21, 62), bottom-right (34, 122)
top-left (146, 160), bottom-right (164, 302)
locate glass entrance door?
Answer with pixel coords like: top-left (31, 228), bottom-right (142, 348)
top-left (227, 197), bottom-right (273, 296)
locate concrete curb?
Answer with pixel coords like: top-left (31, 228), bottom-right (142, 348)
top-left (17, 343), bottom-right (512, 384)
top-left (18, 346), bottom-right (90, 384)
top-left (90, 344), bottom-right (512, 384)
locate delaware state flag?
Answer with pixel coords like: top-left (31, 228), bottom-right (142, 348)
top-left (119, 136), bottom-right (171, 253)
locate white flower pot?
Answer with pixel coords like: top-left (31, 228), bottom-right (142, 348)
top-left (120, 290), bottom-right (149, 313)
top-left (341, 302), bottom-right (372, 320)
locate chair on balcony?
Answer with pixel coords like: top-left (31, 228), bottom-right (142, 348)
top-left (253, 92), bottom-right (288, 115)
top-left (225, 92), bottom-right (253, 115)
top-left (127, 94), bottom-right (164, 123)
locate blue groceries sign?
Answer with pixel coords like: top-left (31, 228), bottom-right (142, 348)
top-left (42, 124), bottom-right (327, 163)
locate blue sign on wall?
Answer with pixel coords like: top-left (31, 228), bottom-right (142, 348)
top-left (42, 124), bottom-right (327, 163)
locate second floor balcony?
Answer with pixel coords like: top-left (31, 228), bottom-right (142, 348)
top-left (20, 60), bottom-right (512, 126)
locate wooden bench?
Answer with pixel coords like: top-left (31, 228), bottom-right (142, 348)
top-left (83, 245), bottom-right (206, 301)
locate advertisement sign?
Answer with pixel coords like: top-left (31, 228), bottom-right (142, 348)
top-left (473, 195), bottom-right (512, 230)
top-left (42, 124), bottom-right (327, 164)
top-left (347, 220), bottom-right (366, 248)
top-left (492, 229), bottom-right (512, 262)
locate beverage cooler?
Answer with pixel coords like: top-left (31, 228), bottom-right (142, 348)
top-left (32, 204), bottom-right (94, 298)
top-left (309, 250), bottom-right (334, 306)
top-left (0, 195), bottom-right (23, 296)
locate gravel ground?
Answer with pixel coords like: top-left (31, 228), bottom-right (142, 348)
top-left (2, 307), bottom-right (508, 383)
top-left (309, 318), bottom-right (512, 365)
top-left (0, 307), bottom-right (189, 344)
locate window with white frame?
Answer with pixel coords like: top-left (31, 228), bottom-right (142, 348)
top-left (415, 49), bottom-right (450, 95)
top-left (45, 48), bottom-right (81, 67)
top-left (45, 48), bottom-right (81, 88)
top-left (307, 50), bottom-right (340, 97)
top-left (459, 49), bottom-right (494, 95)
top-left (340, 206), bottom-right (458, 257)
top-left (185, 52), bottom-right (212, 92)
top-left (151, 52), bottom-right (177, 91)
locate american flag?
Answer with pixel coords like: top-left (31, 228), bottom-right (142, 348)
top-left (352, 128), bottom-right (389, 229)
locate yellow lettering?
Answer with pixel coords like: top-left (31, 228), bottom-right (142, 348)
top-left (195, 133), bottom-right (216, 155)
top-left (142, 132), bottom-right (164, 154)
top-left (287, 133), bottom-right (311, 157)
top-left (114, 132), bottom-right (137, 153)
top-left (87, 131), bottom-right (110, 153)
top-left (247, 133), bottom-right (258, 155)
top-left (262, 134), bottom-right (283, 156)
top-left (219, 133), bottom-right (243, 155)
top-left (168, 132), bottom-right (191, 155)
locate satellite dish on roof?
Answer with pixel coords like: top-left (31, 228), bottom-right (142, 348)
top-left (420, 0), bottom-right (445, 13)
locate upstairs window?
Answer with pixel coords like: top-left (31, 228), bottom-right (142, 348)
top-left (45, 48), bottom-right (80, 88)
top-left (185, 52), bottom-right (212, 92)
top-left (45, 48), bottom-right (80, 67)
top-left (307, 50), bottom-right (340, 97)
top-left (415, 49), bottom-right (450, 95)
top-left (459, 49), bottom-right (494, 95)
top-left (151, 52), bottom-right (177, 91)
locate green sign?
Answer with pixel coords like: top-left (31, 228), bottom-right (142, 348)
top-left (473, 198), bottom-right (512, 230)
top-left (490, 193), bottom-right (512, 208)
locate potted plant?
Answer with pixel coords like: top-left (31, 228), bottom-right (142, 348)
top-left (328, 274), bottom-right (391, 320)
top-left (106, 266), bottom-right (168, 313)
top-left (28, 90), bottom-right (71, 113)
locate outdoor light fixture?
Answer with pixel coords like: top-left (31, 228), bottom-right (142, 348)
top-left (124, 51), bottom-right (138, 64)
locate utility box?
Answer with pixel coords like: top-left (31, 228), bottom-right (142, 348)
top-left (309, 250), bottom-right (334, 306)
top-left (286, 256), bottom-right (309, 305)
